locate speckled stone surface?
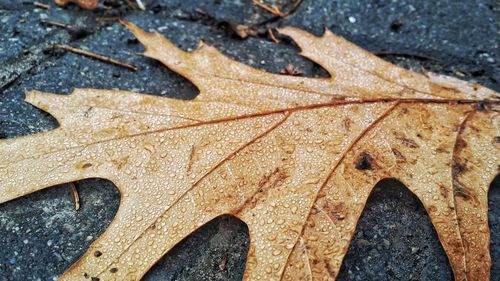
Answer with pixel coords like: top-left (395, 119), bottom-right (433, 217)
top-left (0, 1), bottom-right (498, 280)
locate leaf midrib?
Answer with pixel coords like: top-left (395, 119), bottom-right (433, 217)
top-left (3, 98), bottom-right (495, 167)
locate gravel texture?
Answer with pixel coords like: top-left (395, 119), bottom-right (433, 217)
top-left (0, 1), bottom-right (499, 280)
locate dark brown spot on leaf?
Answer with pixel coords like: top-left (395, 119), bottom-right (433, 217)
top-left (453, 162), bottom-right (468, 175)
top-left (391, 148), bottom-right (405, 161)
top-left (475, 103), bottom-right (489, 111)
top-left (94, 250), bottom-right (102, 257)
top-left (234, 168), bottom-right (287, 214)
top-left (330, 203), bottom-right (346, 220)
top-left (399, 137), bottom-right (419, 148)
top-left (455, 138), bottom-right (468, 151)
top-left (342, 118), bottom-right (352, 132)
top-left (110, 268), bottom-right (118, 273)
top-left (439, 184), bottom-right (449, 199)
top-left (355, 152), bottom-right (373, 170)
top-left (453, 180), bottom-right (473, 200)
top-left (427, 205), bottom-right (437, 213)
top-left (435, 146), bottom-right (449, 153)
top-left (326, 261), bottom-right (337, 278)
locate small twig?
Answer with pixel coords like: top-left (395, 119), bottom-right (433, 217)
top-left (250, 0), bottom-right (304, 30)
top-left (268, 28), bottom-right (280, 44)
top-left (33, 1), bottom-right (50, 9)
top-left (120, 50), bottom-right (141, 57)
top-left (282, 0), bottom-right (304, 17)
top-left (95, 17), bottom-right (121, 21)
top-left (41, 20), bottom-right (91, 38)
top-left (253, 0), bottom-right (285, 17)
top-left (70, 183), bottom-right (80, 211)
top-left (52, 44), bottom-right (138, 71)
top-left (41, 19), bottom-right (69, 29)
top-left (373, 50), bottom-right (441, 63)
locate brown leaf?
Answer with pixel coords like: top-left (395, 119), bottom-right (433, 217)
top-left (54, 0), bottom-right (98, 10)
top-left (0, 21), bottom-right (499, 281)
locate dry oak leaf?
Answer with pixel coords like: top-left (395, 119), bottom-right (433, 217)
top-left (55, 0), bottom-right (98, 10)
top-left (0, 20), bottom-right (499, 281)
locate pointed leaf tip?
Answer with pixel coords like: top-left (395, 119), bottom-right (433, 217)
top-left (120, 19), bottom-right (151, 41)
top-left (23, 90), bottom-right (71, 125)
top-left (24, 90), bottom-right (57, 111)
top-left (119, 19), bottom-right (149, 39)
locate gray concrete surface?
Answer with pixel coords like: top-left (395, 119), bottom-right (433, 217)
top-left (0, 0), bottom-right (499, 280)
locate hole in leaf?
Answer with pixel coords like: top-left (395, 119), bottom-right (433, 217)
top-left (337, 179), bottom-right (453, 280)
top-left (489, 173), bottom-right (500, 277)
top-left (0, 179), bottom-right (119, 280)
top-left (143, 215), bottom-right (249, 281)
